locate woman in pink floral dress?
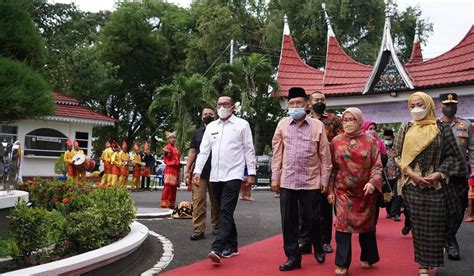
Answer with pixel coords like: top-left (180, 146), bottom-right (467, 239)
top-left (328, 107), bottom-right (383, 276)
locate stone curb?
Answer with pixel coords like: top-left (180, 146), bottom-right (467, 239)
top-left (2, 221), bottom-right (148, 276)
top-left (136, 210), bottom-right (173, 219)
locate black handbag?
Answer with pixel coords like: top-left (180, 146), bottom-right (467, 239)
top-left (378, 171), bottom-right (393, 208)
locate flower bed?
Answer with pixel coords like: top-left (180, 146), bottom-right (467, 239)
top-left (0, 179), bottom-right (135, 273)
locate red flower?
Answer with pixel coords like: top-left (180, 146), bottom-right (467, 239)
top-left (28, 180), bottom-right (33, 185)
top-left (62, 198), bottom-right (70, 204)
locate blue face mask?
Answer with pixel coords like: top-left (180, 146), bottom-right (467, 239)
top-left (384, 140), bottom-right (393, 147)
top-left (288, 108), bottom-right (306, 120)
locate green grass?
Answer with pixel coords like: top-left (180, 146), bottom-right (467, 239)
top-left (0, 237), bottom-right (17, 258)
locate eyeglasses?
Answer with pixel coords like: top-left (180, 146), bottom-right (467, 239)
top-left (217, 103), bottom-right (233, 108)
top-left (342, 118), bottom-right (357, 123)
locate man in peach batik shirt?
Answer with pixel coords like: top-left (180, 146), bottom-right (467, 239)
top-left (271, 87), bottom-right (332, 272)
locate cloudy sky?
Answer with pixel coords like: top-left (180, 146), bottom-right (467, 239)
top-left (49, 0), bottom-right (473, 60)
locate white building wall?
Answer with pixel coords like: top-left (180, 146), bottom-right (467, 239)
top-left (11, 119), bottom-right (94, 177)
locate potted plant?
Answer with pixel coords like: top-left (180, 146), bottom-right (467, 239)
top-left (54, 154), bottom-right (67, 182)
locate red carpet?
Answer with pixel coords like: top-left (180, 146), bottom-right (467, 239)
top-left (163, 210), bottom-right (434, 276)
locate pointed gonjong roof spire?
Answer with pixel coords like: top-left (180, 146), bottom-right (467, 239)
top-left (322, 3), bottom-right (373, 87)
top-left (363, 0), bottom-right (414, 94)
top-left (408, 22), bottom-right (423, 63)
top-left (275, 15), bottom-right (324, 97)
top-left (321, 3), bottom-right (335, 38)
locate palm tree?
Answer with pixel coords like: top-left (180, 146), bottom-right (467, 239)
top-left (214, 53), bottom-right (283, 154)
top-left (149, 74), bottom-right (217, 152)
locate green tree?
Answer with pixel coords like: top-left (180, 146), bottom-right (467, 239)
top-left (264, 0), bottom-right (432, 67)
top-left (25, 1), bottom-right (111, 92)
top-left (150, 74), bottom-right (217, 152)
top-left (98, 1), bottom-right (178, 146)
top-left (0, 0), bottom-right (45, 67)
top-left (0, 0), bottom-right (53, 122)
top-left (186, 1), bottom-right (242, 74)
top-left (0, 58), bottom-right (53, 122)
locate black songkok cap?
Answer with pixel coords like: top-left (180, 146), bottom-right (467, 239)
top-left (288, 87), bottom-right (308, 100)
top-left (383, 129), bottom-right (394, 137)
top-left (439, 93), bottom-right (458, 104)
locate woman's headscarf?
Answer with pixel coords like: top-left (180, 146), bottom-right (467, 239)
top-left (342, 107), bottom-right (364, 138)
top-left (165, 131), bottom-right (176, 139)
top-left (363, 120), bottom-right (387, 156)
top-left (400, 92), bottom-right (439, 173)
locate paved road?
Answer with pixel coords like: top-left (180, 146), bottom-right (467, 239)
top-left (85, 190), bottom-right (474, 275)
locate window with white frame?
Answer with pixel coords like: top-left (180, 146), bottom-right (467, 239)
top-left (24, 128), bottom-right (67, 157)
top-left (0, 125), bottom-right (18, 144)
top-left (75, 131), bottom-right (89, 155)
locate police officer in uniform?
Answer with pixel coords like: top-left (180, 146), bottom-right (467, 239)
top-left (438, 93), bottom-right (474, 261)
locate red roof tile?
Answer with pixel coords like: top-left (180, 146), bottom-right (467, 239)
top-left (52, 92), bottom-right (81, 105)
top-left (275, 34), bottom-right (324, 97)
top-left (323, 36), bottom-right (373, 88)
top-left (407, 41), bottom-right (423, 64)
top-left (52, 92), bottom-right (116, 124)
top-left (276, 25), bottom-right (473, 98)
top-left (405, 25), bottom-right (474, 88)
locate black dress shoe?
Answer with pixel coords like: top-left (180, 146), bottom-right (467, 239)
top-left (401, 226), bottom-right (411, 236)
top-left (298, 243), bottom-right (312, 254)
top-left (323, 243), bottom-right (333, 253)
top-left (279, 260), bottom-right (301, 271)
top-left (222, 247), bottom-right (239, 258)
top-left (446, 245), bottom-right (460, 260)
top-left (315, 251), bottom-right (325, 263)
top-left (190, 231), bottom-right (205, 241)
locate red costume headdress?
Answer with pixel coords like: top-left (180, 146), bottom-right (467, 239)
top-left (122, 141), bottom-right (128, 151)
top-left (112, 141), bottom-right (120, 151)
top-left (133, 143), bottom-right (139, 152)
top-left (66, 139), bottom-right (72, 149)
top-left (143, 141), bottom-right (150, 152)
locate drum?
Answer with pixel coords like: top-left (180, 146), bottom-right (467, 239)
top-left (73, 153), bottom-right (96, 172)
top-left (73, 153), bottom-right (87, 171)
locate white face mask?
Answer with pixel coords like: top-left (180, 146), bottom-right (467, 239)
top-left (218, 106), bottom-right (233, 119)
top-left (343, 122), bottom-right (358, 134)
top-left (410, 106), bottom-right (427, 121)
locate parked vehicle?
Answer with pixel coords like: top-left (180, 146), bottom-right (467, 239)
top-left (256, 155), bottom-right (271, 186)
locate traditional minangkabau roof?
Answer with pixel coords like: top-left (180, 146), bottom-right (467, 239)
top-left (405, 25), bottom-right (474, 89)
top-left (321, 3), bottom-right (373, 95)
top-left (407, 23), bottom-right (423, 64)
top-left (46, 92), bottom-right (116, 126)
top-left (275, 15), bottom-right (324, 97)
top-left (363, 1), bottom-right (414, 94)
top-left (275, 4), bottom-right (474, 98)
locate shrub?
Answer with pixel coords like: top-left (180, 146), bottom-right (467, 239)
top-left (54, 154), bottom-right (67, 176)
top-left (0, 237), bottom-right (18, 258)
top-left (7, 179), bottom-right (136, 268)
top-left (64, 208), bottom-right (107, 252)
top-left (9, 201), bottom-right (65, 264)
top-left (90, 186), bottom-right (136, 239)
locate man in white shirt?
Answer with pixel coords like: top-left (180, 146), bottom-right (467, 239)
top-left (193, 95), bottom-right (257, 265)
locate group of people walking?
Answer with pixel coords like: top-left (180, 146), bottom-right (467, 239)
top-left (179, 88), bottom-right (472, 276)
top-left (271, 88), bottom-right (473, 276)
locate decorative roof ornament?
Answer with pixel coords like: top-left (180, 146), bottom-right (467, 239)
top-left (321, 3), bottom-right (335, 37)
top-left (283, 14), bottom-right (290, 36)
top-left (408, 20), bottom-right (424, 63)
top-left (363, 0), bottom-right (414, 94)
top-left (414, 21), bottom-right (420, 43)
